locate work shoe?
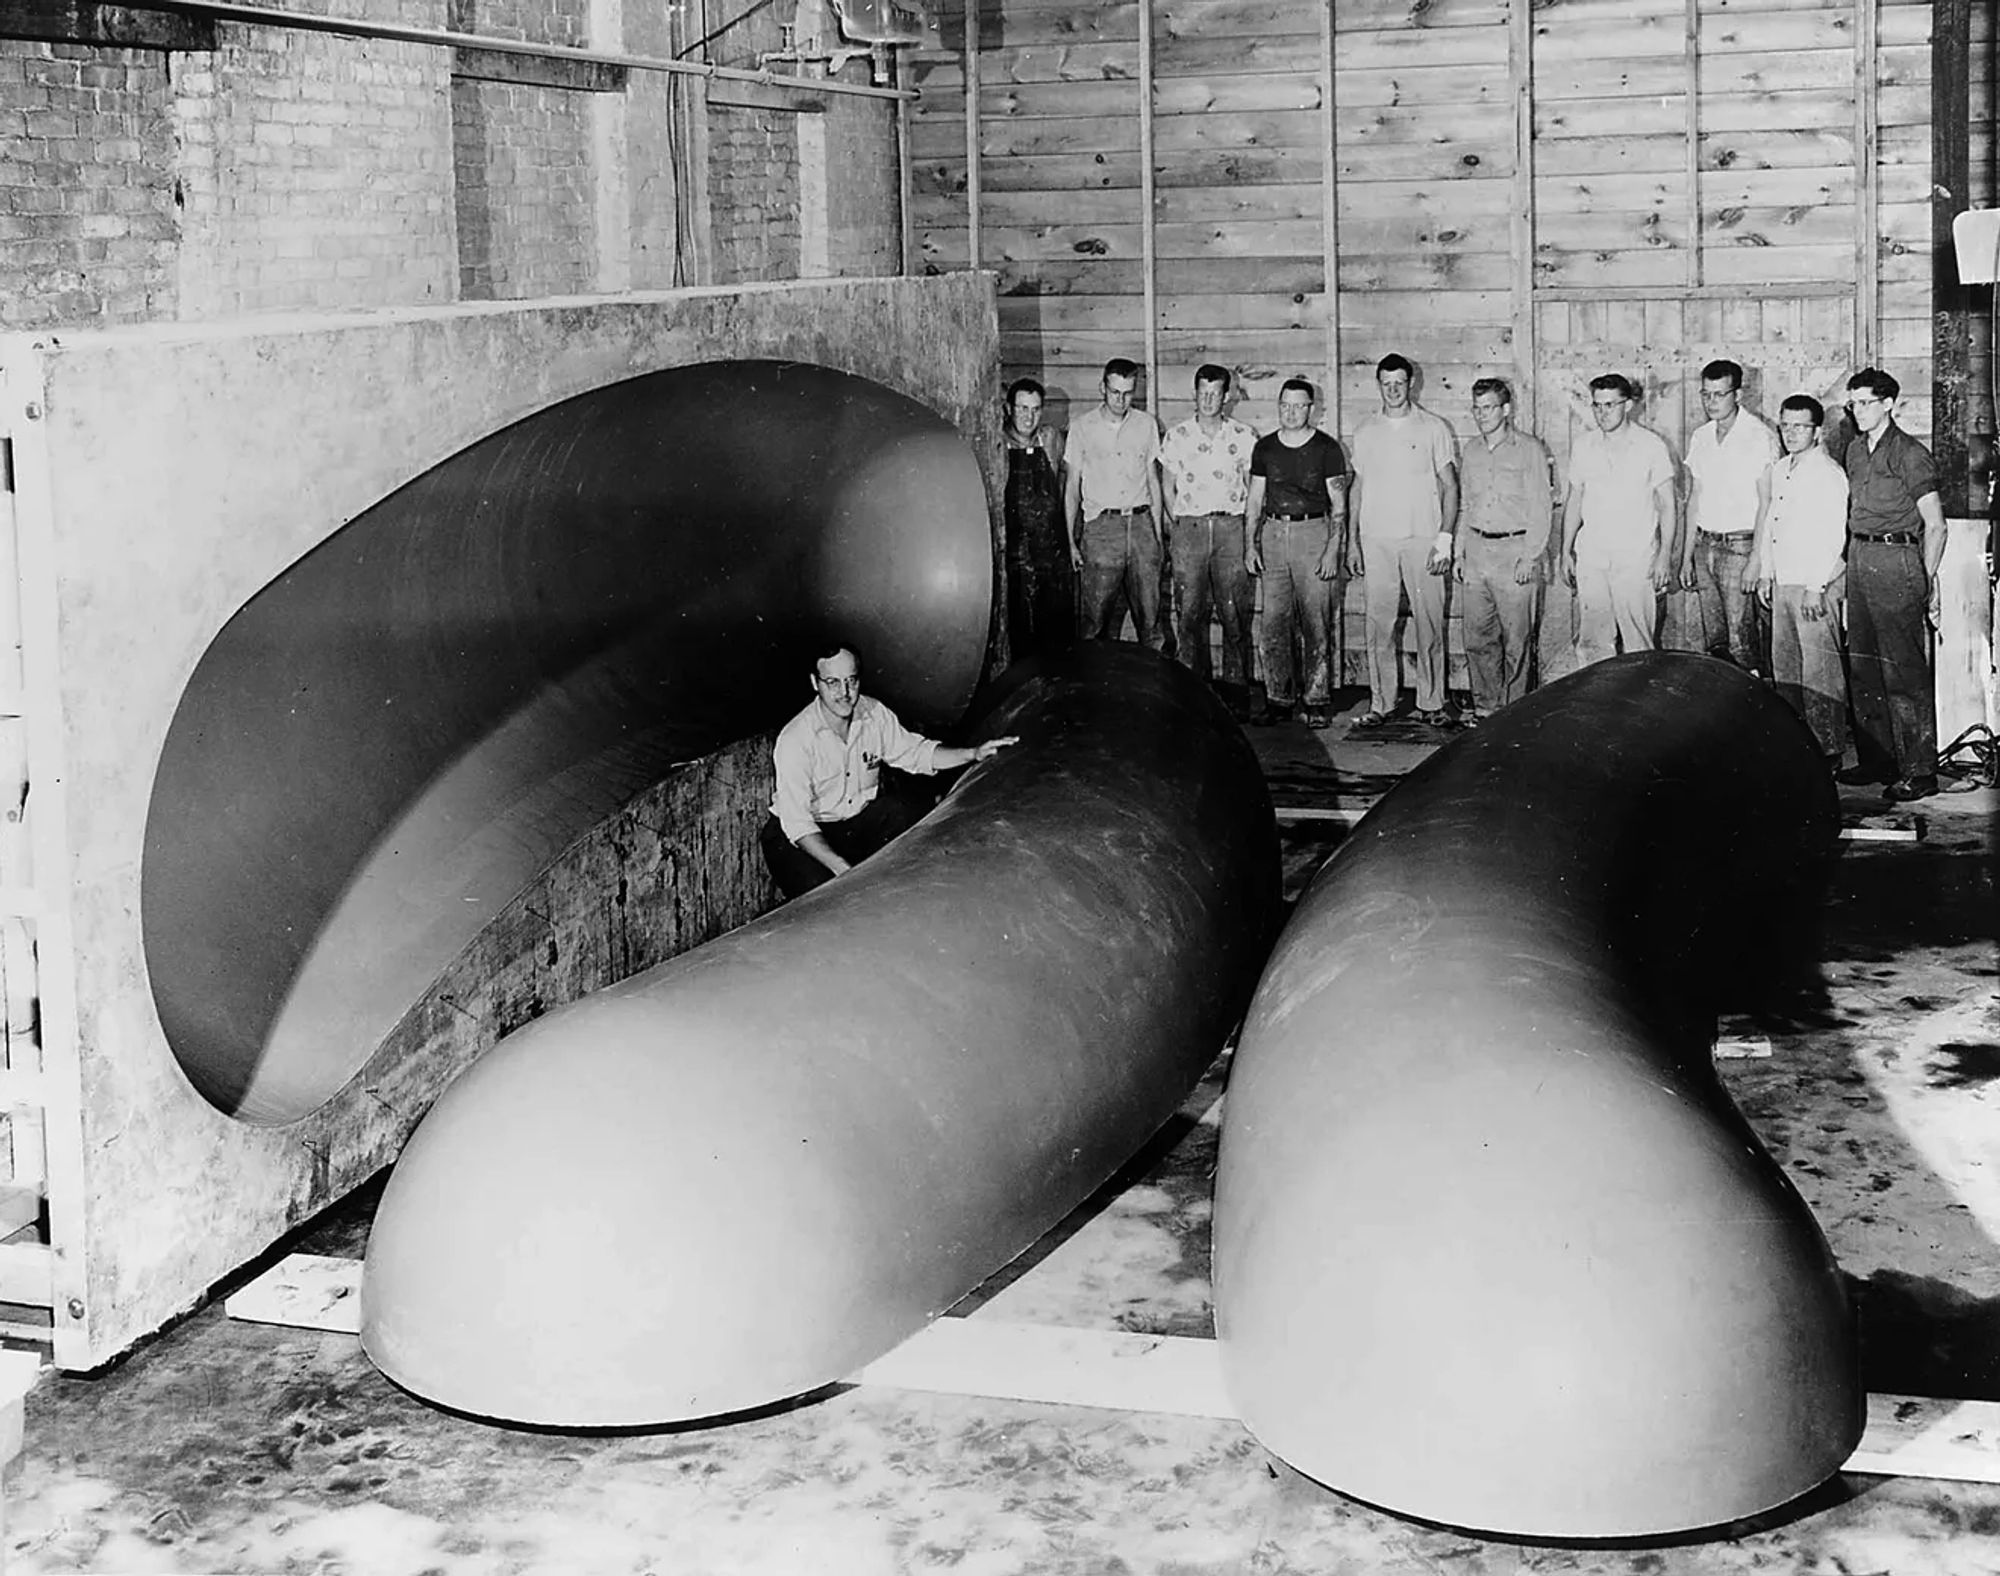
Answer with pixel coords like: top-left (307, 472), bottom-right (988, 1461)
top-left (1301, 706), bottom-right (1332, 730)
top-left (1883, 774), bottom-right (1939, 803)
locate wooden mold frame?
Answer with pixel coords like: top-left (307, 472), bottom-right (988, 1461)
top-left (0, 272), bottom-right (1003, 1370)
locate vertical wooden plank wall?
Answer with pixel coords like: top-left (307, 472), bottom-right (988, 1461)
top-left (910, 0), bottom-right (1944, 681)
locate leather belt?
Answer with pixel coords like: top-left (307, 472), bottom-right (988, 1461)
top-left (1268, 511), bottom-right (1329, 522)
top-left (1091, 506), bottom-right (1150, 519)
top-left (1700, 529), bottom-right (1757, 541)
top-left (1854, 530), bottom-right (1922, 545)
top-left (1470, 528), bottom-right (1528, 539)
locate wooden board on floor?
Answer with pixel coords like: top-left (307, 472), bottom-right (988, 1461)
top-left (225, 1253), bottom-right (2000, 1486)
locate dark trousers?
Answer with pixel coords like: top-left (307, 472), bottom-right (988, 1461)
top-left (1170, 512), bottom-right (1254, 686)
top-left (1845, 539), bottom-right (1936, 779)
top-left (760, 771), bottom-right (937, 900)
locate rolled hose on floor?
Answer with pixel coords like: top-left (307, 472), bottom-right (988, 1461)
top-left (1214, 651), bottom-right (1862, 1539)
top-left (362, 642), bottom-right (1282, 1427)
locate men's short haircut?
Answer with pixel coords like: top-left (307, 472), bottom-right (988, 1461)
top-left (1589, 372), bottom-right (1640, 402)
top-left (811, 640), bottom-right (856, 672)
top-left (1847, 367), bottom-right (1900, 402)
top-left (1778, 394), bottom-right (1825, 426)
top-left (1005, 376), bottom-right (1045, 406)
top-left (1376, 353), bottom-right (1415, 379)
top-left (1279, 377), bottom-right (1316, 403)
top-left (1700, 359), bottom-right (1745, 391)
top-left (1471, 376), bottom-right (1512, 405)
top-left (1103, 358), bottom-right (1140, 383)
top-left (1194, 363), bottom-right (1232, 393)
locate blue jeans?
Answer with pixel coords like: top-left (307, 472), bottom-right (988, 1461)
top-left (1170, 512), bottom-right (1253, 685)
top-left (1693, 532), bottom-right (1765, 673)
top-left (1079, 509), bottom-right (1165, 651)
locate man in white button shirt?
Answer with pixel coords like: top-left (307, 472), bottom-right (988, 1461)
top-left (1680, 359), bottom-right (1778, 672)
top-left (1752, 394), bottom-right (1850, 765)
top-left (761, 644), bottom-right (1016, 899)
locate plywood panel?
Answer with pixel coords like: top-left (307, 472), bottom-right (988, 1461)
top-left (991, 256), bottom-right (1328, 296)
top-left (1700, 129), bottom-right (1856, 170)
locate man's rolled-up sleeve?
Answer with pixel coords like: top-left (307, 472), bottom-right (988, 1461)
top-left (874, 707), bottom-right (942, 775)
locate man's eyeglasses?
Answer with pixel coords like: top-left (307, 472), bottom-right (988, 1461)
top-left (1591, 398), bottom-right (1629, 410)
top-left (1846, 394), bottom-right (1888, 410)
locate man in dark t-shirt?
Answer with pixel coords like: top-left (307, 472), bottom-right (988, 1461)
top-left (1837, 367), bottom-right (1946, 801)
top-left (1247, 377), bottom-right (1348, 728)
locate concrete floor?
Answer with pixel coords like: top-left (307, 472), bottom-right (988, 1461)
top-left (9, 694), bottom-right (1999, 1575)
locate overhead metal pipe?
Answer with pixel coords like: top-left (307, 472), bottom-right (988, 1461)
top-left (1214, 652), bottom-right (1862, 1539)
top-left (146, 0), bottom-right (917, 101)
top-left (361, 644), bottom-right (1281, 1427)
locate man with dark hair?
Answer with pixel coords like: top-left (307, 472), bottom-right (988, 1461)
top-left (1348, 352), bottom-right (1459, 729)
top-left (1456, 376), bottom-right (1555, 723)
top-left (1065, 358), bottom-right (1165, 649)
top-left (1560, 373), bottom-right (1679, 666)
top-left (1159, 363), bottom-right (1258, 713)
top-left (762, 644), bottom-right (1016, 899)
top-left (1247, 378), bottom-right (1348, 728)
top-left (1752, 394), bottom-right (1849, 765)
top-left (1001, 376), bottom-right (1073, 662)
top-left (1681, 358), bottom-right (1778, 672)
top-left (1838, 368), bottom-right (1946, 801)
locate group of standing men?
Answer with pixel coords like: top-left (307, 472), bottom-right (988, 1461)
top-left (1003, 354), bottom-right (1550, 733)
top-left (1561, 360), bottom-right (1946, 803)
top-left (1005, 354), bottom-right (1948, 803)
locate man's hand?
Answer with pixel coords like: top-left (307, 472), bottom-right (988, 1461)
top-left (1558, 551), bottom-right (1575, 591)
top-left (1512, 552), bottom-right (1537, 586)
top-left (1314, 543), bottom-right (1340, 582)
top-left (1245, 543), bottom-right (1263, 577)
top-left (1754, 574), bottom-right (1774, 610)
top-left (1650, 553), bottom-right (1675, 593)
top-left (1928, 577), bottom-right (1942, 627)
top-left (974, 735), bottom-right (1020, 762)
top-left (1678, 557), bottom-right (1697, 592)
top-left (1346, 538), bottom-right (1365, 579)
top-left (1425, 531), bottom-right (1453, 576)
top-left (1068, 537), bottom-right (1083, 570)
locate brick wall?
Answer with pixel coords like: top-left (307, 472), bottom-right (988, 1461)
top-left (448, 0), bottom-right (596, 300)
top-left (0, 43), bottom-right (179, 329)
top-left (707, 104), bottom-right (802, 284)
top-left (822, 74), bottom-right (898, 278)
top-left (0, 0), bottom-right (904, 329)
top-left (451, 77), bottom-right (596, 299)
top-left (699, 0), bottom-right (799, 286)
top-left (172, 2), bottom-right (456, 318)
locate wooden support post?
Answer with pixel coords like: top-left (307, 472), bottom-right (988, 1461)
top-left (1683, 0), bottom-right (1701, 291)
top-left (1139, 0), bottom-right (1159, 408)
top-left (1934, 0), bottom-right (1973, 514)
top-left (1854, 0), bottom-right (1880, 368)
top-left (962, 0), bottom-right (981, 273)
top-left (1510, 0), bottom-right (1536, 430)
top-left (897, 61), bottom-right (914, 277)
top-left (1320, 0), bottom-right (1340, 435)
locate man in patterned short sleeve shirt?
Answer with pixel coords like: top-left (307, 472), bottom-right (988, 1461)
top-left (1159, 363), bottom-right (1259, 714)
